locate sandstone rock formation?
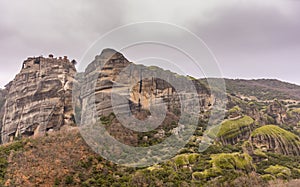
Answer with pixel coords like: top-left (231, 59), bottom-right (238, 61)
top-left (80, 49), bottom-right (211, 124)
top-left (1, 55), bottom-right (76, 143)
top-left (0, 88), bottom-right (8, 136)
top-left (0, 49), bottom-right (214, 145)
top-left (214, 115), bottom-right (255, 145)
top-left (78, 48), bottom-right (213, 145)
top-left (266, 100), bottom-right (288, 125)
top-left (250, 125), bottom-right (300, 156)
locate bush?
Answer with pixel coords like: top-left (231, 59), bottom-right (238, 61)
top-left (54, 178), bottom-right (60, 185)
top-left (65, 175), bottom-right (74, 185)
top-left (264, 165), bottom-right (291, 180)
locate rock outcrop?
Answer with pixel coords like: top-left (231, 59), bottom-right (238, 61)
top-left (266, 100), bottom-right (288, 125)
top-left (80, 49), bottom-right (211, 123)
top-left (80, 49), bottom-right (132, 123)
top-left (213, 115), bottom-right (255, 145)
top-left (0, 88), bottom-right (8, 138)
top-left (250, 125), bottom-right (300, 156)
top-left (1, 55), bottom-right (76, 144)
top-left (79, 49), bottom-right (212, 145)
top-left (0, 49), bottom-right (214, 145)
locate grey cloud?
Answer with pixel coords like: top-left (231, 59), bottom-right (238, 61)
top-left (0, 0), bottom-right (300, 87)
top-left (191, 2), bottom-right (300, 53)
top-left (184, 2), bottom-right (300, 83)
top-left (0, 0), bottom-right (126, 86)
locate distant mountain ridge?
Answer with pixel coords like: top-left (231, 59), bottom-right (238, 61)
top-left (223, 78), bottom-right (300, 100)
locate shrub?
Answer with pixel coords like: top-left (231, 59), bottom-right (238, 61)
top-left (264, 165), bottom-right (291, 180)
top-left (65, 175), bottom-right (74, 185)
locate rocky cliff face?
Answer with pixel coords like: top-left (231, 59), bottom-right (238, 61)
top-left (250, 125), bottom-right (300, 156)
top-left (80, 49), bottom-right (132, 123)
top-left (1, 55), bottom-right (76, 144)
top-left (0, 88), bottom-right (8, 136)
top-left (266, 100), bottom-right (288, 125)
top-left (79, 49), bottom-right (212, 145)
top-left (214, 115), bottom-right (255, 145)
top-left (0, 49), bottom-right (213, 145)
top-left (80, 49), bottom-right (211, 123)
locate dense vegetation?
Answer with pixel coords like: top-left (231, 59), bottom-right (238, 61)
top-left (0, 127), bottom-right (298, 186)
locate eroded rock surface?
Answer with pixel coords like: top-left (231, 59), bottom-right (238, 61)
top-left (0, 88), bottom-right (8, 141)
top-left (79, 49), bottom-right (213, 145)
top-left (80, 49), bottom-right (212, 123)
top-left (250, 125), bottom-right (300, 156)
top-left (1, 55), bottom-right (76, 143)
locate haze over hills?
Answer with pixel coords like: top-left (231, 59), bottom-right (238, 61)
top-left (1, 50), bottom-right (300, 186)
top-left (224, 78), bottom-right (300, 101)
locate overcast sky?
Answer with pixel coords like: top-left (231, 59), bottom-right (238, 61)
top-left (1, 0), bottom-right (300, 87)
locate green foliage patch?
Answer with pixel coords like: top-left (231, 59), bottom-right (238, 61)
top-left (264, 165), bottom-right (291, 179)
top-left (208, 116), bottom-right (254, 140)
